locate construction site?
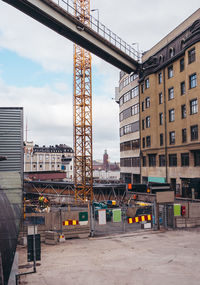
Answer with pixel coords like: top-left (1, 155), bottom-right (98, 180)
top-left (0, 1), bottom-right (200, 285)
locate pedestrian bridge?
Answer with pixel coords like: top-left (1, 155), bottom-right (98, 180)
top-left (2, 0), bottom-right (140, 73)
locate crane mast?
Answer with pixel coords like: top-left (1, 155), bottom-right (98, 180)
top-left (73, 0), bottom-right (93, 202)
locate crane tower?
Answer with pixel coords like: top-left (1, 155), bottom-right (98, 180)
top-left (73, 0), bottom-right (93, 202)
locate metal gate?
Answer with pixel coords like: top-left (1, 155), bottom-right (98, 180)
top-left (90, 201), bottom-right (153, 237)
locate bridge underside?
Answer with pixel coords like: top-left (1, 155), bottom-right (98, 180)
top-left (2, 0), bottom-right (139, 73)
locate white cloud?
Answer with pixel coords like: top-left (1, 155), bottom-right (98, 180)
top-left (0, 77), bottom-right (120, 160)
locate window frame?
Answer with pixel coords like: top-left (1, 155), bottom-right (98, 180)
top-left (169, 109), bottom-right (175, 122)
top-left (189, 73), bottom-right (197, 89)
top-left (188, 48), bottom-right (196, 64)
top-left (182, 128), bottom-right (187, 143)
top-left (180, 58), bottom-right (184, 72)
top-left (159, 112), bottom-right (163, 125)
top-left (168, 87), bottom-right (174, 100)
top-left (190, 99), bottom-right (198, 115)
top-left (191, 125), bottom-right (198, 141)
top-left (168, 65), bottom-right (174, 78)
top-left (169, 131), bottom-right (175, 145)
top-left (169, 154), bottom-right (177, 167)
top-left (181, 104), bottom-right (187, 119)
top-left (159, 92), bottom-right (163, 104)
top-left (158, 72), bottom-right (162, 84)
top-left (180, 81), bottom-right (185, 95)
top-left (181, 153), bottom-right (189, 167)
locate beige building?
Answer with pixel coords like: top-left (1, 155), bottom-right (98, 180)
top-left (116, 71), bottom-right (140, 183)
top-left (24, 142), bottom-right (74, 180)
top-left (140, 9), bottom-right (200, 193)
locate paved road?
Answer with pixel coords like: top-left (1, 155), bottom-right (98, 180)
top-left (18, 229), bottom-right (200, 285)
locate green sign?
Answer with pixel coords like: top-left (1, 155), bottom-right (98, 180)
top-left (174, 204), bottom-right (181, 216)
top-left (148, 177), bottom-right (166, 183)
top-left (113, 209), bottom-right (122, 223)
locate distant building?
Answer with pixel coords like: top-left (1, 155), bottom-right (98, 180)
top-left (93, 150), bottom-right (120, 182)
top-left (24, 142), bottom-right (74, 181)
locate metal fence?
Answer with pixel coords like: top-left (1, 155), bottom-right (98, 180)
top-left (51, 0), bottom-right (140, 61)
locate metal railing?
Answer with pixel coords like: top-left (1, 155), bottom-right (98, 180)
top-left (52, 0), bottom-right (141, 61)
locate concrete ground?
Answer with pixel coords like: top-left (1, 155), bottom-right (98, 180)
top-left (18, 229), bottom-right (200, 285)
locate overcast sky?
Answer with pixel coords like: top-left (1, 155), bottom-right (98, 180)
top-left (0, 0), bottom-right (199, 161)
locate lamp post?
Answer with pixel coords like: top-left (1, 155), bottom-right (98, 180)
top-left (91, 8), bottom-right (99, 33)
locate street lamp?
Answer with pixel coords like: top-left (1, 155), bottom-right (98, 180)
top-left (91, 8), bottom-right (99, 33)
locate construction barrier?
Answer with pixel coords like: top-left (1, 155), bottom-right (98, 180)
top-left (63, 220), bottom-right (79, 226)
top-left (128, 215), bottom-right (152, 224)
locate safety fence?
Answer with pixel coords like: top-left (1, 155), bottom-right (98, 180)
top-left (90, 201), bottom-right (154, 237)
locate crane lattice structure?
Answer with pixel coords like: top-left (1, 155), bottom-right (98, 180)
top-left (73, 0), bottom-right (93, 202)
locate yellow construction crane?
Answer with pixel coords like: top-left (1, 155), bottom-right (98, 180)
top-left (73, 0), bottom-right (93, 202)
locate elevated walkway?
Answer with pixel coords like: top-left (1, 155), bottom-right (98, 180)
top-left (2, 0), bottom-right (140, 73)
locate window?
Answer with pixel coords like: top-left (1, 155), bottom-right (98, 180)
top-left (40, 164), bottom-right (42, 168)
top-left (142, 119), bottom-right (145, 130)
top-left (149, 154), bottom-right (156, 167)
top-left (159, 155), bottom-right (166, 167)
top-left (194, 151), bottom-right (200, 166)
top-left (158, 72), bottom-right (162, 84)
top-left (142, 156), bottom-right (146, 167)
top-left (191, 125), bottom-right (198, 141)
top-left (190, 99), bottom-right (198, 115)
top-left (169, 131), bottom-right (175, 145)
top-left (146, 136), bottom-right (151, 147)
top-left (124, 91), bottom-right (131, 102)
top-left (141, 83), bottom-right (144, 93)
top-left (189, 73), bottom-right (197, 89)
top-left (160, 133), bottom-right (164, 146)
top-left (181, 153), bottom-right (189, 167)
top-left (146, 116), bottom-right (150, 128)
top-left (180, 81), bottom-right (185, 95)
top-left (142, 137), bottom-right (145, 148)
top-left (159, 93), bottom-right (163, 104)
top-left (168, 65), bottom-right (173, 78)
top-left (180, 58), bottom-right (184, 72)
top-left (159, 113), bottom-right (163, 125)
top-left (169, 154), bottom-right (177, 167)
top-left (182, 128), bottom-right (187, 143)
top-left (119, 97), bottom-right (123, 106)
top-left (142, 102), bottom-right (144, 111)
top-left (169, 109), bottom-right (175, 122)
top-left (132, 103), bottom-right (139, 115)
top-left (145, 97), bottom-right (150, 108)
top-left (131, 86), bottom-right (139, 98)
top-left (169, 48), bottom-right (175, 58)
top-left (181, 104), bottom-right (186, 119)
top-left (188, 48), bottom-right (195, 64)
top-left (145, 78), bottom-right (150, 89)
top-left (124, 124), bottom-right (132, 134)
top-left (168, 87), bottom-right (174, 100)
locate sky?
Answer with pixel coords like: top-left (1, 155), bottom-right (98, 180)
top-left (0, 0), bottom-right (199, 162)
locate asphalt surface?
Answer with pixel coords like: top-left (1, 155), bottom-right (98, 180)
top-left (18, 229), bottom-right (200, 285)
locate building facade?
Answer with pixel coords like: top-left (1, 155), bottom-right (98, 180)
top-left (116, 71), bottom-right (140, 184)
top-left (24, 142), bottom-right (74, 180)
top-left (139, 9), bottom-right (200, 194)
